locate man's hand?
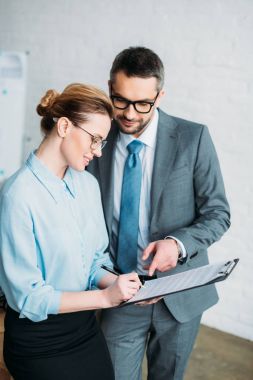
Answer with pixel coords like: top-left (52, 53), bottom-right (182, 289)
top-left (142, 239), bottom-right (179, 276)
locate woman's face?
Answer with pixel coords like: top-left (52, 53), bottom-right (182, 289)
top-left (59, 113), bottom-right (111, 172)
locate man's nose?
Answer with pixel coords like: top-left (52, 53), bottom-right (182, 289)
top-left (123, 104), bottom-right (137, 119)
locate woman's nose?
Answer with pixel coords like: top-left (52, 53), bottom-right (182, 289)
top-left (92, 147), bottom-right (102, 158)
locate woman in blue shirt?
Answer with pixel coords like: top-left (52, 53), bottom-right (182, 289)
top-left (0, 83), bottom-right (141, 380)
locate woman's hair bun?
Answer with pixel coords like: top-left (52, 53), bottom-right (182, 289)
top-left (36, 89), bottom-right (60, 117)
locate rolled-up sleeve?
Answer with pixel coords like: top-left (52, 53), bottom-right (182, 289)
top-left (0, 193), bottom-right (61, 322)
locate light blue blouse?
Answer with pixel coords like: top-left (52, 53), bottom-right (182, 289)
top-left (0, 152), bottom-right (112, 322)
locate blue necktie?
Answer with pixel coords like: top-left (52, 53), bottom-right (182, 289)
top-left (117, 140), bottom-right (144, 273)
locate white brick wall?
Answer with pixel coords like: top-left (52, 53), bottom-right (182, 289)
top-left (0, 0), bottom-right (253, 340)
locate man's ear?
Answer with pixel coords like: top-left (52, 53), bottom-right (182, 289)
top-left (155, 89), bottom-right (165, 108)
top-left (57, 117), bottom-right (71, 138)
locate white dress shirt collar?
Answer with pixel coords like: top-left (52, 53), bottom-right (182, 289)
top-left (117, 108), bottom-right (159, 149)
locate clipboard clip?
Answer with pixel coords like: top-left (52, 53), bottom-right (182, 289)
top-left (218, 258), bottom-right (239, 277)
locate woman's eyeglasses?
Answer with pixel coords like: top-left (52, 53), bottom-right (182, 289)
top-left (53, 118), bottom-right (107, 151)
top-left (74, 124), bottom-right (107, 151)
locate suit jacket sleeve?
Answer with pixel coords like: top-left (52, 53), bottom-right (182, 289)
top-left (169, 125), bottom-right (230, 256)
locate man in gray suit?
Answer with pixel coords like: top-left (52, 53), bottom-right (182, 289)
top-left (88, 47), bottom-right (230, 380)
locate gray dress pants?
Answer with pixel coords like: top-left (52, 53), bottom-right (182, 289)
top-left (101, 300), bottom-right (201, 380)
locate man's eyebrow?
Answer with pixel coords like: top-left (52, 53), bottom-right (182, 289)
top-left (112, 91), bottom-right (155, 102)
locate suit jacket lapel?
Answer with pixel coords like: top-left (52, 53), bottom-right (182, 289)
top-left (98, 112), bottom-right (180, 236)
top-left (150, 110), bottom-right (180, 223)
top-left (98, 123), bottom-right (118, 236)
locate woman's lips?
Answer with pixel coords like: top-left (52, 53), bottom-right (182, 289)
top-left (83, 157), bottom-right (90, 165)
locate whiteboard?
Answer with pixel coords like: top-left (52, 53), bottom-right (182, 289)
top-left (0, 51), bottom-right (27, 185)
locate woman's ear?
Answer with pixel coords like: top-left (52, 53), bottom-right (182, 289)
top-left (57, 117), bottom-right (71, 138)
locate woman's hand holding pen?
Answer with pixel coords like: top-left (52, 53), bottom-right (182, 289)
top-left (102, 273), bottom-right (142, 308)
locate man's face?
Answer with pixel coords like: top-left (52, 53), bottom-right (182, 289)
top-left (110, 71), bottom-right (164, 137)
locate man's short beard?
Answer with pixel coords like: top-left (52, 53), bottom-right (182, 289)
top-left (116, 116), bottom-right (151, 136)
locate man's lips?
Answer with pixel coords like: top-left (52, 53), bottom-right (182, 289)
top-left (120, 119), bottom-right (138, 127)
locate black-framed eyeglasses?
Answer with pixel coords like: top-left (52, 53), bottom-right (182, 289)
top-left (110, 87), bottom-right (160, 114)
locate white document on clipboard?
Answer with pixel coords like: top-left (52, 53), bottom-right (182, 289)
top-left (122, 259), bottom-right (239, 306)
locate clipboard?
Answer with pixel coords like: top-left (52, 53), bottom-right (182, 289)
top-left (121, 258), bottom-right (239, 306)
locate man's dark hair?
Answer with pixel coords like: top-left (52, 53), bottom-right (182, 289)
top-left (110, 46), bottom-right (164, 91)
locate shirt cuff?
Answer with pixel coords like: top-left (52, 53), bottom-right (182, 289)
top-left (19, 289), bottom-right (62, 322)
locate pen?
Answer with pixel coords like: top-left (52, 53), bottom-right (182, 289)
top-left (101, 264), bottom-right (121, 276)
top-left (101, 264), bottom-right (146, 287)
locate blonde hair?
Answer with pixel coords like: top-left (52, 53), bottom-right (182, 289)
top-left (36, 83), bottom-right (113, 135)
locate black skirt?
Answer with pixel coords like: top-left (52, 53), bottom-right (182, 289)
top-left (4, 307), bottom-right (114, 380)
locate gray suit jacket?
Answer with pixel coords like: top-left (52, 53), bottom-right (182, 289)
top-left (88, 109), bottom-right (230, 323)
